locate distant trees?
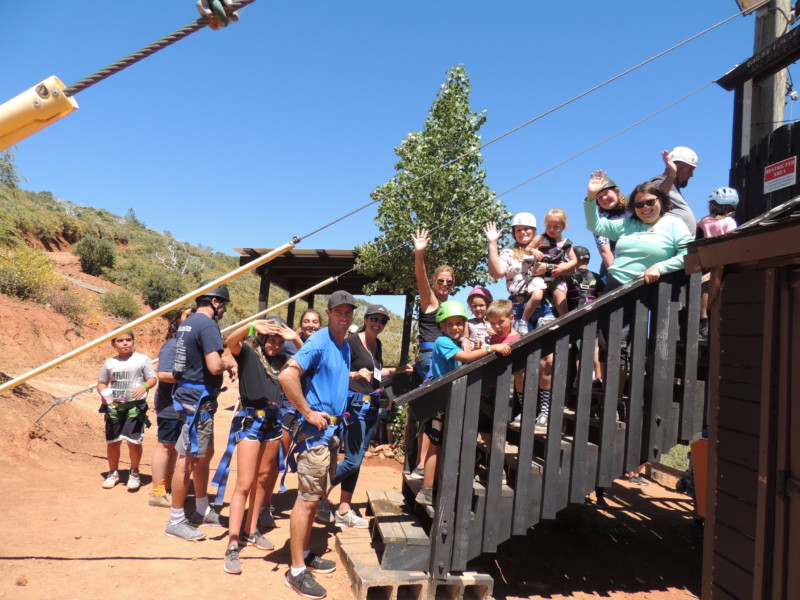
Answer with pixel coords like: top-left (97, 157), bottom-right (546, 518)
top-left (0, 148), bottom-right (21, 189)
top-left (355, 65), bottom-right (511, 295)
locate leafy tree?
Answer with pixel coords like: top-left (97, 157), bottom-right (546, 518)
top-left (138, 267), bottom-right (187, 308)
top-left (101, 290), bottom-right (141, 320)
top-left (0, 148), bottom-right (21, 189)
top-left (355, 65), bottom-right (511, 294)
top-left (73, 234), bottom-right (116, 275)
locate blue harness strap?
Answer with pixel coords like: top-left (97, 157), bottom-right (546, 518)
top-left (280, 416), bottom-right (343, 489)
top-left (174, 381), bottom-right (217, 455)
top-left (211, 407), bottom-right (267, 502)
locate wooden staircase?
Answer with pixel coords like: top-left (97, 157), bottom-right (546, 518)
top-left (337, 272), bottom-right (706, 600)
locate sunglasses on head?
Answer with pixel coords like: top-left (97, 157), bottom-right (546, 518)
top-left (367, 315), bottom-right (388, 325)
top-left (436, 279), bottom-right (454, 286)
top-left (634, 198), bottom-right (657, 209)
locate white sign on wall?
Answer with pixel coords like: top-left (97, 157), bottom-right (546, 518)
top-left (764, 156), bottom-right (797, 193)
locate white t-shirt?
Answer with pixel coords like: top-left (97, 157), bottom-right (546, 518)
top-left (98, 352), bottom-right (155, 402)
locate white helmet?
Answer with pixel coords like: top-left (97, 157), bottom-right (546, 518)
top-left (669, 146), bottom-right (699, 168)
top-left (709, 187), bottom-right (739, 207)
top-left (511, 212), bottom-right (537, 229)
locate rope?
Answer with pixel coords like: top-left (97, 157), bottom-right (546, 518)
top-left (294, 2), bottom-right (765, 244)
top-left (33, 386), bottom-right (95, 425)
top-left (63, 0), bottom-right (260, 97)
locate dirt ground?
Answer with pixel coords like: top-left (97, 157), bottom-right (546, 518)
top-left (0, 252), bottom-right (703, 600)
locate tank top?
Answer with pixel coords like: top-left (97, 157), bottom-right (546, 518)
top-left (418, 309), bottom-right (440, 344)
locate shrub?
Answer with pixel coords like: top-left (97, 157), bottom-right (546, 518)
top-left (139, 269), bottom-right (187, 308)
top-left (0, 247), bottom-right (56, 299)
top-left (102, 291), bottom-right (141, 320)
top-left (73, 234), bottom-right (116, 275)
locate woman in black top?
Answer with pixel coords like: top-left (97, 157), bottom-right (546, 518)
top-left (220, 316), bottom-right (299, 574)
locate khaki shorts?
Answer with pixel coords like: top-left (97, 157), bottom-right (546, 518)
top-left (176, 413), bottom-right (215, 458)
top-left (296, 435), bottom-right (339, 502)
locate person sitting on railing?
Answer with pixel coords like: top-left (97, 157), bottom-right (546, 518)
top-left (414, 300), bottom-right (511, 506)
top-left (484, 215), bottom-right (558, 431)
top-left (584, 174), bottom-right (693, 485)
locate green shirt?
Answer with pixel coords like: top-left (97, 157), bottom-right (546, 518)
top-left (583, 199), bottom-right (692, 285)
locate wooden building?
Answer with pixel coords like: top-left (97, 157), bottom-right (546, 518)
top-left (685, 197), bottom-right (800, 600)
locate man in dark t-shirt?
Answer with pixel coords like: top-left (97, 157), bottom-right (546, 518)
top-left (165, 281), bottom-right (237, 542)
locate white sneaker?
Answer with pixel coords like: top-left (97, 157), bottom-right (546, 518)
top-left (334, 509), bottom-right (369, 529)
top-left (127, 469), bottom-right (141, 490)
top-left (102, 471), bottom-right (120, 489)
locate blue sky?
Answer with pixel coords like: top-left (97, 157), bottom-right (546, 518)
top-left (1, 1), bottom-right (782, 315)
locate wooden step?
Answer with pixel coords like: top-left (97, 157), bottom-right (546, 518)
top-left (367, 489), bottom-right (431, 572)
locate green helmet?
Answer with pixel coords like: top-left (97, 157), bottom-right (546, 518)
top-left (435, 300), bottom-right (468, 323)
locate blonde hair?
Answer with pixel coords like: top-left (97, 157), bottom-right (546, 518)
top-left (544, 208), bottom-right (568, 229)
top-left (486, 299), bottom-right (513, 320)
top-left (432, 265), bottom-right (455, 284)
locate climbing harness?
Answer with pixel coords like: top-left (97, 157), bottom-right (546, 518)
top-left (279, 413), bottom-right (346, 489)
top-left (173, 381), bottom-right (219, 455)
top-left (211, 403), bottom-right (280, 502)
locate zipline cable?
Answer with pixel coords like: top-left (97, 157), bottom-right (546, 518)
top-left (294, 2), bottom-right (766, 244)
top-left (63, 0), bottom-right (260, 97)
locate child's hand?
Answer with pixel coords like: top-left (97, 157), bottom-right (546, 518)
top-left (473, 339), bottom-right (483, 350)
top-left (483, 222), bottom-right (502, 243)
top-left (587, 169), bottom-right (608, 200)
top-left (491, 344), bottom-right (512, 356)
top-left (130, 385), bottom-right (147, 400)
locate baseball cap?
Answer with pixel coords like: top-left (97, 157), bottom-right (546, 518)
top-left (573, 246), bottom-right (590, 262)
top-left (365, 304), bottom-right (390, 319)
top-left (328, 290), bottom-right (357, 309)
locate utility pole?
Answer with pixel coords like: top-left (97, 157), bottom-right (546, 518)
top-left (748, 0), bottom-right (791, 150)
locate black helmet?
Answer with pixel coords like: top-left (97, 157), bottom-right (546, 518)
top-left (198, 279), bottom-right (231, 302)
top-left (573, 246), bottom-right (590, 262)
top-left (264, 315), bottom-right (287, 327)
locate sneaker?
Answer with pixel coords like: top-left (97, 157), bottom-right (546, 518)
top-left (224, 545), bottom-right (242, 574)
top-left (415, 486), bottom-right (433, 506)
top-left (149, 492), bottom-right (171, 508)
top-left (315, 498), bottom-right (335, 525)
top-left (534, 412), bottom-right (548, 432)
top-left (409, 466), bottom-right (424, 480)
top-left (511, 413), bottom-right (522, 425)
top-left (191, 507), bottom-right (223, 527)
top-left (165, 519), bottom-right (206, 541)
top-left (285, 569), bottom-right (327, 599)
top-left (102, 471), bottom-right (120, 489)
top-left (127, 469), bottom-right (141, 490)
top-left (241, 530), bottom-right (274, 550)
top-left (304, 552), bottom-right (336, 574)
top-left (515, 319), bottom-right (530, 335)
top-left (259, 505), bottom-right (276, 528)
top-left (334, 509), bottom-right (369, 529)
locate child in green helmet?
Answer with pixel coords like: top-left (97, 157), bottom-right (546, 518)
top-left (415, 300), bottom-right (511, 506)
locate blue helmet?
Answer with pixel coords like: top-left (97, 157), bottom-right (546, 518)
top-left (708, 187), bottom-right (739, 207)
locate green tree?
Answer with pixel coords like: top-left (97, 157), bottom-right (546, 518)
top-left (0, 148), bottom-right (21, 189)
top-left (355, 65), bottom-right (511, 294)
top-left (73, 234), bottom-right (116, 275)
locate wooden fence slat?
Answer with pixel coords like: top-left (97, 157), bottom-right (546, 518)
top-left (541, 334), bottom-right (571, 519)
top-left (512, 347), bottom-right (542, 534)
top-left (598, 303), bottom-right (623, 486)
top-left (570, 319), bottom-right (597, 503)
top-left (682, 272), bottom-right (703, 439)
top-left (428, 377), bottom-right (467, 579)
top-left (626, 286), bottom-right (650, 472)
top-left (451, 370), bottom-right (484, 570)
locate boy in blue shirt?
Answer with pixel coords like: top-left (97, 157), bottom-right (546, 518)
top-left (416, 300), bottom-right (511, 505)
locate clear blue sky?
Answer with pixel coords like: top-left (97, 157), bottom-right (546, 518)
top-left (1, 1), bottom-right (783, 315)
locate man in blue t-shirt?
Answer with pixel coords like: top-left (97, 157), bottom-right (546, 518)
top-left (165, 281), bottom-right (237, 542)
top-left (278, 290), bottom-right (355, 599)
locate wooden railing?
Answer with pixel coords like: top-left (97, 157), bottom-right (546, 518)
top-left (394, 271), bottom-right (705, 578)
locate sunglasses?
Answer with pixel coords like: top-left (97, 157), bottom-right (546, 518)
top-left (367, 315), bottom-right (388, 325)
top-left (634, 198), bottom-right (657, 209)
top-left (436, 279), bottom-right (454, 286)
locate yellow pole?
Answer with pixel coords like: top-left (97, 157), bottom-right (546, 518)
top-left (0, 77), bottom-right (78, 152)
top-left (0, 242), bottom-right (294, 395)
top-left (221, 277), bottom-right (335, 334)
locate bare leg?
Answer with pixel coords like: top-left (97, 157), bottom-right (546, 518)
top-left (552, 288), bottom-right (568, 317)
top-left (227, 439), bottom-right (263, 546)
top-left (171, 454), bottom-right (196, 511)
top-left (422, 442), bottom-right (439, 489)
top-left (193, 441), bottom-right (215, 503)
top-left (128, 441), bottom-right (143, 470)
top-left (247, 440), bottom-right (279, 534)
top-left (260, 440), bottom-right (281, 511)
top-left (107, 441), bottom-right (122, 472)
top-left (290, 498), bottom-right (318, 568)
top-left (520, 290), bottom-right (543, 324)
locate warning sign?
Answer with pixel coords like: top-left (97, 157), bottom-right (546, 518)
top-left (764, 156), bottom-right (797, 193)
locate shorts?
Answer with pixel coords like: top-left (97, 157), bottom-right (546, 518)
top-left (174, 399), bottom-right (218, 458)
top-left (233, 414), bottom-right (282, 443)
top-left (103, 402), bottom-right (148, 444)
top-left (423, 413), bottom-right (444, 446)
top-left (280, 397), bottom-right (298, 432)
top-left (296, 435), bottom-right (339, 502)
top-left (157, 416), bottom-right (181, 445)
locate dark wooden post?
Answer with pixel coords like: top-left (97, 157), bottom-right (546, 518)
top-left (399, 292), bottom-right (414, 366)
